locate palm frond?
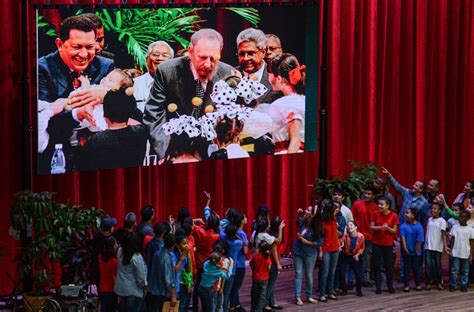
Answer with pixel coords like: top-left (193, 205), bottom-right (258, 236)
top-left (224, 7), bottom-right (260, 27)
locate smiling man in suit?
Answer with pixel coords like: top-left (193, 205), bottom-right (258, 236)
top-left (144, 28), bottom-right (234, 159)
top-left (235, 28), bottom-right (282, 106)
top-left (37, 14), bottom-right (114, 173)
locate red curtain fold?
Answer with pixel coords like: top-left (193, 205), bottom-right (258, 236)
top-left (0, 0), bottom-right (473, 295)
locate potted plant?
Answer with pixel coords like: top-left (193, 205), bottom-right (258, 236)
top-left (314, 161), bottom-right (380, 206)
top-left (10, 191), bottom-right (102, 311)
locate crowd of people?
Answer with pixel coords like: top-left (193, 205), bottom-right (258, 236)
top-left (38, 12), bottom-right (306, 173)
top-left (90, 174), bottom-right (474, 311)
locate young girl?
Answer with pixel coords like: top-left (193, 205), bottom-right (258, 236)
top-left (198, 252), bottom-right (232, 312)
top-left (98, 236), bottom-right (118, 312)
top-left (400, 208), bottom-right (424, 292)
top-left (371, 197), bottom-right (399, 294)
top-left (251, 218), bottom-right (284, 254)
top-left (250, 242), bottom-right (272, 312)
top-left (266, 53), bottom-right (306, 154)
top-left (424, 202), bottom-right (447, 290)
top-left (114, 233), bottom-right (148, 312)
top-left (293, 205), bottom-right (322, 305)
top-left (174, 235), bottom-right (192, 312)
top-left (319, 200), bottom-right (340, 302)
top-left (448, 210), bottom-right (474, 292)
top-left (339, 221), bottom-right (365, 296)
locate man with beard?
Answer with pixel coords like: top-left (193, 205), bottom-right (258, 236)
top-left (134, 41), bottom-right (174, 112)
top-left (37, 14), bottom-right (114, 173)
top-left (144, 29), bottom-right (234, 159)
top-left (235, 28), bottom-right (282, 105)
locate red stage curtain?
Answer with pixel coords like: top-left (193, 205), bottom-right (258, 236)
top-left (0, 0), bottom-right (473, 295)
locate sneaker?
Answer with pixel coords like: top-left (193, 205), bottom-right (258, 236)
top-left (356, 291), bottom-right (363, 297)
top-left (264, 306), bottom-right (273, 311)
top-left (363, 281), bottom-right (373, 287)
top-left (328, 294), bottom-right (338, 300)
top-left (403, 287), bottom-right (410, 293)
top-left (375, 288), bottom-right (382, 295)
top-left (307, 297), bottom-right (318, 303)
top-left (461, 287), bottom-right (468, 293)
top-left (437, 284), bottom-right (444, 291)
top-left (295, 298), bottom-right (304, 306)
top-left (388, 287), bottom-right (395, 294)
top-left (270, 304), bottom-right (283, 310)
top-left (449, 287), bottom-right (456, 292)
top-left (319, 296), bottom-right (327, 303)
top-left (340, 290), bottom-right (347, 296)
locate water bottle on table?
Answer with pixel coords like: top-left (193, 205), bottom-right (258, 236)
top-left (51, 144), bottom-right (66, 174)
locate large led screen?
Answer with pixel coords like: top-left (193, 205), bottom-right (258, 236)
top-left (36, 5), bottom-right (318, 174)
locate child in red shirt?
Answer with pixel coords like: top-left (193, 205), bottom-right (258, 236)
top-left (98, 236), bottom-right (119, 312)
top-left (250, 242), bottom-right (272, 312)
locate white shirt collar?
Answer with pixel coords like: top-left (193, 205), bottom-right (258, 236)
top-left (190, 62), bottom-right (208, 90)
top-left (244, 62), bottom-right (266, 82)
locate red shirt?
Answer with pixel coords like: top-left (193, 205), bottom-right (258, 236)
top-left (187, 235), bottom-right (197, 278)
top-left (322, 219), bottom-right (340, 252)
top-left (98, 256), bottom-right (118, 292)
top-left (371, 211), bottom-right (399, 246)
top-left (192, 225), bottom-right (220, 270)
top-left (250, 252), bottom-right (272, 281)
top-left (351, 200), bottom-right (378, 241)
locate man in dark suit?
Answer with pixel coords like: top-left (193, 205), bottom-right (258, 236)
top-left (235, 28), bottom-right (283, 105)
top-left (144, 28), bottom-right (234, 159)
top-left (37, 14), bottom-right (114, 173)
top-left (235, 28), bottom-right (282, 156)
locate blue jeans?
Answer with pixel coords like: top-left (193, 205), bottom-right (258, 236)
top-left (222, 274), bottom-right (234, 311)
top-left (450, 257), bottom-right (470, 289)
top-left (294, 253), bottom-right (317, 299)
top-left (230, 267), bottom-right (245, 309)
top-left (373, 244), bottom-right (394, 290)
top-left (198, 286), bottom-right (215, 312)
top-left (319, 251), bottom-right (339, 297)
top-left (425, 250), bottom-right (442, 285)
top-left (361, 240), bottom-right (372, 282)
top-left (178, 283), bottom-right (191, 312)
top-left (192, 269), bottom-right (203, 312)
top-left (403, 255), bottom-right (421, 288)
top-left (118, 295), bottom-right (144, 312)
top-left (266, 263), bottom-right (279, 306)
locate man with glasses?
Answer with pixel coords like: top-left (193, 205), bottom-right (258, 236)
top-left (264, 34), bottom-right (283, 63)
top-left (134, 41), bottom-right (174, 112)
top-left (235, 28), bottom-right (282, 105)
top-left (144, 29), bottom-right (234, 159)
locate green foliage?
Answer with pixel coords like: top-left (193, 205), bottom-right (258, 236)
top-left (11, 191), bottom-right (101, 296)
top-left (38, 8), bottom-right (261, 72)
top-left (314, 161), bottom-right (380, 207)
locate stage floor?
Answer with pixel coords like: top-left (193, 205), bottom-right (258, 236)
top-left (238, 257), bottom-right (474, 311)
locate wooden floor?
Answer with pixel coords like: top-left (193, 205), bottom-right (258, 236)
top-left (237, 259), bottom-right (474, 311)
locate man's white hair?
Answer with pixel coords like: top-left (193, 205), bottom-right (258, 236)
top-left (189, 28), bottom-right (224, 49)
top-left (146, 41), bottom-right (174, 58)
top-left (236, 28), bottom-right (266, 50)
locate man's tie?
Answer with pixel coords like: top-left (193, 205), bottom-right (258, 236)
top-left (193, 79), bottom-right (205, 118)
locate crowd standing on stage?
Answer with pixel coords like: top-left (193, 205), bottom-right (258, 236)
top-left (91, 175), bottom-right (474, 312)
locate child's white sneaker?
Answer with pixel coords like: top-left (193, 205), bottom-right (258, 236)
top-left (295, 297), bottom-right (304, 306)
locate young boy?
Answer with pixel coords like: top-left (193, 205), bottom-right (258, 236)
top-left (400, 208), bottom-right (424, 292)
top-left (250, 242), bottom-right (272, 312)
top-left (424, 203), bottom-right (447, 290)
top-left (448, 210), bottom-right (474, 292)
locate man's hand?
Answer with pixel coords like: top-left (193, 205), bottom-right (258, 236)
top-left (67, 87), bottom-right (107, 108)
top-left (381, 167), bottom-right (391, 176)
top-left (76, 104), bottom-right (96, 126)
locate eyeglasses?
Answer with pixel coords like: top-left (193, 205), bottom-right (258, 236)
top-left (150, 52), bottom-right (171, 58)
top-left (237, 50), bottom-right (260, 58)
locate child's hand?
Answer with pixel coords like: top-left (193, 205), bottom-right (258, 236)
top-left (382, 223), bottom-right (388, 231)
top-left (279, 220), bottom-right (286, 229)
top-left (353, 254), bottom-right (359, 262)
top-left (445, 247), bottom-right (452, 255)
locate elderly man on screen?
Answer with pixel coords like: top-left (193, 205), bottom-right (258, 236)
top-left (37, 14), bottom-right (114, 173)
top-left (264, 34), bottom-right (283, 63)
top-left (134, 41), bottom-right (174, 112)
top-left (235, 28), bottom-right (282, 105)
top-left (143, 28), bottom-right (234, 159)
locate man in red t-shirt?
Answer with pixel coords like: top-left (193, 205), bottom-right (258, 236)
top-left (351, 185), bottom-right (379, 285)
top-left (371, 197), bottom-right (399, 294)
